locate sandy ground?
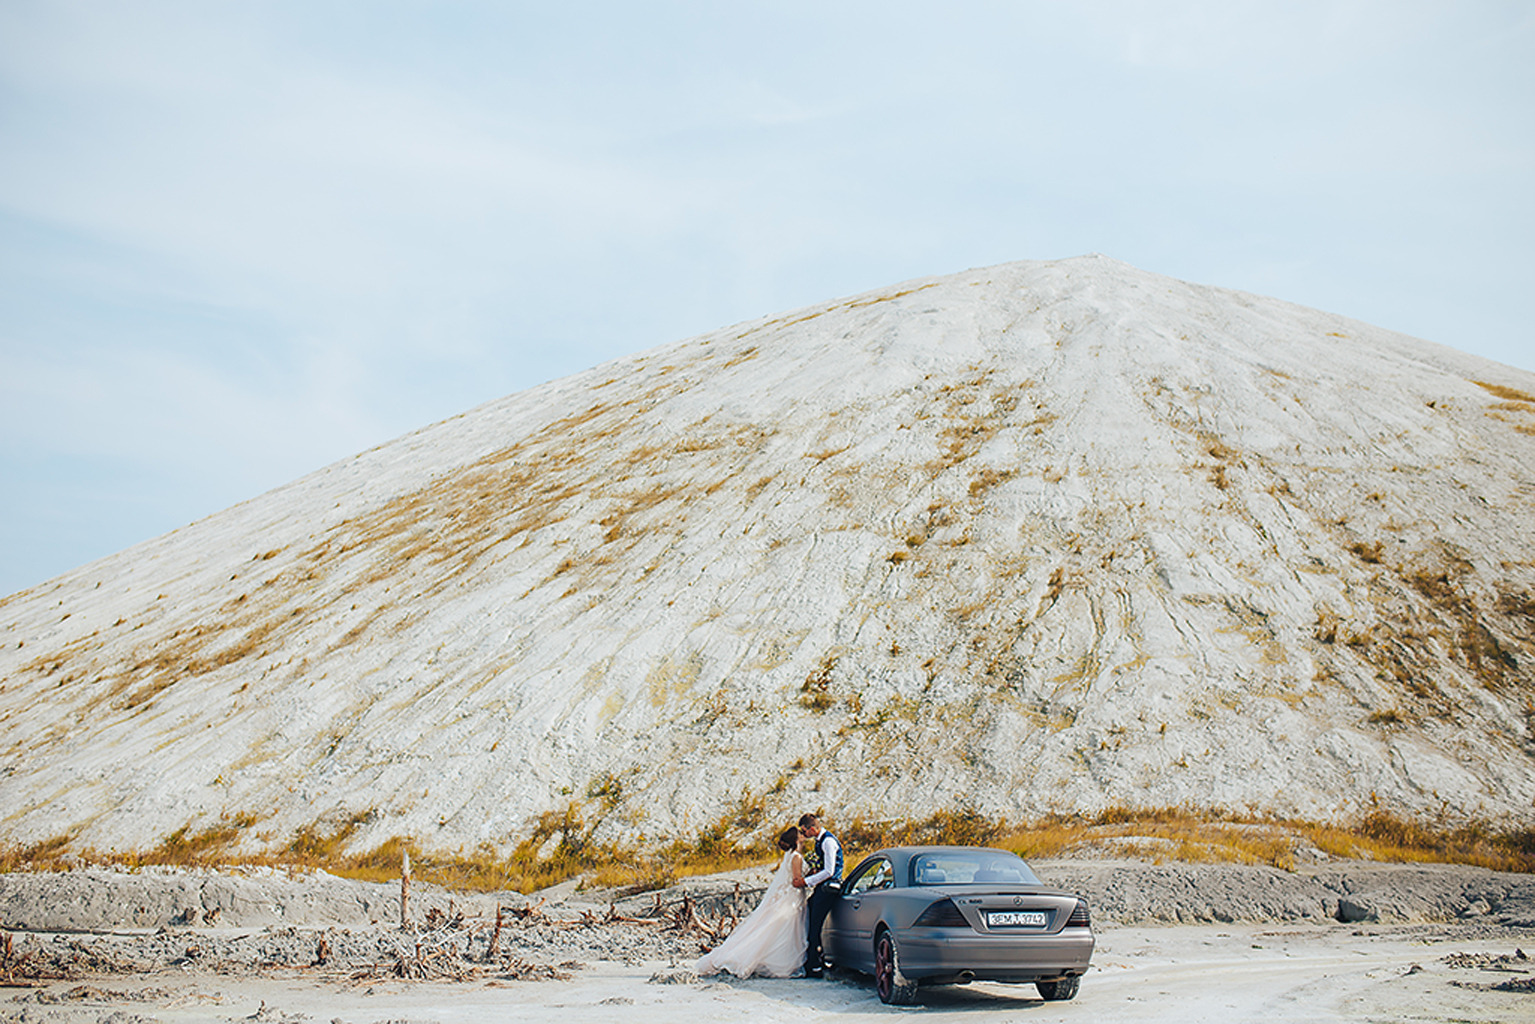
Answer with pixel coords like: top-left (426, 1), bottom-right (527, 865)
top-left (5, 922), bottom-right (1532, 1024)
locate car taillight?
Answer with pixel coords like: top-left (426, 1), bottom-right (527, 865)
top-left (1066, 900), bottom-right (1090, 927)
top-left (913, 899), bottom-right (968, 927)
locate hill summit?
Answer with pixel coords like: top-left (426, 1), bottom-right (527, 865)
top-left (3, 255), bottom-right (1533, 857)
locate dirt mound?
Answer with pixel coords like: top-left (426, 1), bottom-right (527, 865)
top-left (7, 258), bottom-right (1535, 860)
top-left (0, 867), bottom-right (412, 933)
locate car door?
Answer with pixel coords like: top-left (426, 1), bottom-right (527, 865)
top-left (826, 858), bottom-right (873, 967)
top-left (835, 856), bottom-right (894, 972)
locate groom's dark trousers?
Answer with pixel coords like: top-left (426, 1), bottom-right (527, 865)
top-left (806, 880), bottom-right (839, 974)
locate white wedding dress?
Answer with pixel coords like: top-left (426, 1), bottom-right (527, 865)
top-left (694, 850), bottom-right (809, 978)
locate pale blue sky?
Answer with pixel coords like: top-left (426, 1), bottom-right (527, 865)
top-left (2, 1), bottom-right (1531, 596)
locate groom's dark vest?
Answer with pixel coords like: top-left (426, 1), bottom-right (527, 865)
top-left (806, 830), bottom-right (843, 883)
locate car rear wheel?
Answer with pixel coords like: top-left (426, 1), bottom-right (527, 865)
top-left (1036, 975), bottom-right (1080, 1001)
top-left (874, 932), bottom-right (918, 1005)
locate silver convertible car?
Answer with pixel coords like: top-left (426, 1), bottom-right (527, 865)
top-left (823, 846), bottom-right (1094, 1004)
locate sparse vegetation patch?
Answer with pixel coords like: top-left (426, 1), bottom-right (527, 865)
top-left (798, 653), bottom-right (838, 711)
top-left (4, 803), bottom-right (1533, 894)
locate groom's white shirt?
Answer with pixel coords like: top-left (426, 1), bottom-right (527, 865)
top-left (804, 833), bottom-right (841, 888)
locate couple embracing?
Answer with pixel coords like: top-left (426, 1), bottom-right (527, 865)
top-left (695, 813), bottom-right (843, 978)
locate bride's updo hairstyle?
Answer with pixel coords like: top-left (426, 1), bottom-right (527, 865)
top-left (777, 826), bottom-right (801, 851)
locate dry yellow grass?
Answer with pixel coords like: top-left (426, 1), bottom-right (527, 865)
top-left (990, 806), bottom-right (1535, 874)
top-left (1475, 380), bottom-right (1535, 404)
top-left (3, 806), bottom-right (1530, 893)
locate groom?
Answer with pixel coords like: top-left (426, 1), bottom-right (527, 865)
top-left (792, 812), bottom-right (842, 977)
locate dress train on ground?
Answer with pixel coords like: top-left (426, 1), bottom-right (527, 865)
top-left (694, 850), bottom-right (808, 978)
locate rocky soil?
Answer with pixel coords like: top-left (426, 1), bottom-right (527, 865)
top-left (2, 861), bottom-right (1532, 1023)
top-left (0, 869), bottom-right (703, 999)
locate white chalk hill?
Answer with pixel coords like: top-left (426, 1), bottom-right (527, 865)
top-left (3, 255), bottom-right (1534, 857)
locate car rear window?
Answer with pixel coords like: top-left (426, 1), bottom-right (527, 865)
top-left (909, 851), bottom-right (1041, 886)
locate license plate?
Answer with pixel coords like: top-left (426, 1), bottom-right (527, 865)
top-left (986, 910), bottom-right (1048, 928)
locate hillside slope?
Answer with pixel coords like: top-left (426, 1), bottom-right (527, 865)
top-left (2, 255), bottom-right (1533, 856)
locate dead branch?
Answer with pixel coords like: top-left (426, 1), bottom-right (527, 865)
top-left (508, 898), bottom-right (545, 922)
top-left (1, 931), bottom-right (76, 985)
top-left (670, 892), bottom-right (720, 939)
top-left (604, 902), bottom-right (665, 926)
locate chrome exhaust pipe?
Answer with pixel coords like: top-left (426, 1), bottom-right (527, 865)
top-left (956, 970), bottom-right (975, 984)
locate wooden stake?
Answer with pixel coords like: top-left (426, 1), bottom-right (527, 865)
top-left (485, 905), bottom-right (503, 961)
top-left (401, 849), bottom-right (412, 932)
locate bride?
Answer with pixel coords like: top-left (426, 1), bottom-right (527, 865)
top-left (695, 826), bottom-right (809, 978)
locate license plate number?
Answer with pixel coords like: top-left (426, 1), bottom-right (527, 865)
top-left (986, 910), bottom-right (1047, 927)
